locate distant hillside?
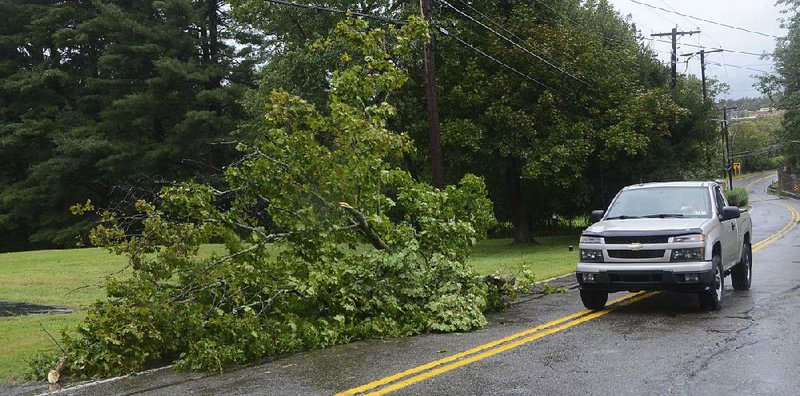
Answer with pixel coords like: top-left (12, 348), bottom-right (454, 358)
top-left (718, 95), bottom-right (782, 111)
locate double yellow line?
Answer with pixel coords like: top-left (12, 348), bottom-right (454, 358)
top-left (335, 292), bottom-right (656, 396)
top-left (336, 201), bottom-right (800, 396)
top-left (753, 203), bottom-right (800, 253)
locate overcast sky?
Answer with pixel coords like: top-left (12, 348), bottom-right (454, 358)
top-left (606, 0), bottom-right (786, 100)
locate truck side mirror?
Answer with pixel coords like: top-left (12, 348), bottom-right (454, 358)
top-left (591, 210), bottom-right (605, 222)
top-left (721, 206), bottom-right (740, 221)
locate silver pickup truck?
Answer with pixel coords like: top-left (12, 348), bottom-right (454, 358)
top-left (576, 181), bottom-right (753, 311)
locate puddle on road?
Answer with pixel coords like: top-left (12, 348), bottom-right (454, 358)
top-left (0, 301), bottom-right (74, 317)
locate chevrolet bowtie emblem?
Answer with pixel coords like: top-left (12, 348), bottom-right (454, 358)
top-left (629, 243), bottom-right (643, 251)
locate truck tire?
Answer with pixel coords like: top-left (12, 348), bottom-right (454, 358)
top-left (698, 256), bottom-right (723, 311)
top-left (580, 290), bottom-right (608, 311)
top-left (731, 242), bottom-right (752, 291)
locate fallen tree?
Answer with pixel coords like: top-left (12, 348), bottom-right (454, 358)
top-left (50, 17), bottom-right (496, 378)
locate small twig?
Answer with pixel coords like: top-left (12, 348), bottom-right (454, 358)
top-left (62, 283), bottom-right (92, 298)
top-left (102, 262), bottom-right (133, 280)
top-left (64, 260), bottom-right (132, 298)
top-left (39, 323), bottom-right (67, 355)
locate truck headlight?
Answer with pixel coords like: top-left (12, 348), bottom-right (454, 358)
top-left (671, 248), bottom-right (704, 262)
top-left (580, 236), bottom-right (603, 244)
top-left (673, 234), bottom-right (705, 243)
top-left (580, 249), bottom-right (604, 262)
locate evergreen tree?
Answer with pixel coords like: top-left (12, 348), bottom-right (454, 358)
top-left (0, 0), bottom-right (254, 251)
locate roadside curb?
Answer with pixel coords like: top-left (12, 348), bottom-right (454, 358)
top-left (768, 183), bottom-right (800, 200)
top-left (33, 365), bottom-right (173, 396)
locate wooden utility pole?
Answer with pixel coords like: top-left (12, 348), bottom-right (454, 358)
top-left (720, 106), bottom-right (738, 190)
top-left (420, 0), bottom-right (445, 189)
top-left (681, 49), bottom-right (723, 102)
top-left (651, 28), bottom-right (701, 90)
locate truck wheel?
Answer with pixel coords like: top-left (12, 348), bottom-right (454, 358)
top-left (580, 290), bottom-right (608, 311)
top-left (731, 242), bottom-right (752, 291)
top-left (698, 256), bottom-right (724, 311)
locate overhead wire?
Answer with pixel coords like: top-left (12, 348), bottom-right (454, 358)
top-left (251, 0), bottom-right (575, 93)
top-left (435, 26), bottom-right (554, 90)
top-left (631, 0), bottom-right (778, 97)
top-left (436, 0), bottom-right (591, 87)
top-left (706, 61), bottom-right (772, 74)
top-left (453, 0), bottom-right (578, 58)
top-left (530, 0), bottom-right (648, 48)
top-left (652, 0), bottom-right (724, 49)
top-left (650, 39), bottom-right (768, 57)
top-left (730, 142), bottom-right (783, 158)
top-left (264, 0), bottom-right (773, 99)
top-left (653, 0), bottom-right (733, 83)
top-left (634, 0), bottom-right (681, 27)
top-left (629, 0), bottom-right (783, 39)
top-left (260, 0), bottom-right (406, 25)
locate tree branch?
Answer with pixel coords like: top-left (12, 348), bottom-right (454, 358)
top-left (338, 201), bottom-right (392, 252)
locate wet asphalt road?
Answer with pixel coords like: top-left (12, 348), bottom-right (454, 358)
top-left (22, 172), bottom-right (800, 396)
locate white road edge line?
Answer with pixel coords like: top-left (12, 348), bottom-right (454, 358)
top-left (35, 365), bottom-right (173, 396)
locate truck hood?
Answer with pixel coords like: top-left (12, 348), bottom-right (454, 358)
top-left (584, 218), bottom-right (709, 236)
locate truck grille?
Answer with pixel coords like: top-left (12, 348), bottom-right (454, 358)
top-left (604, 236), bottom-right (669, 244)
top-left (607, 250), bottom-right (666, 259)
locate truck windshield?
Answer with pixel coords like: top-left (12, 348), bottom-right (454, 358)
top-left (606, 187), bottom-right (712, 219)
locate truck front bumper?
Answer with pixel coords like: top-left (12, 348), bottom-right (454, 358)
top-left (576, 260), bottom-right (714, 293)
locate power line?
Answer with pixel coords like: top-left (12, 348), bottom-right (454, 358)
top-left (454, 0), bottom-right (560, 53)
top-left (629, 0), bottom-right (783, 39)
top-left (436, 0), bottom-right (591, 87)
top-left (635, 0), bottom-right (681, 27)
top-left (730, 143), bottom-right (783, 158)
top-left (436, 26), bottom-right (554, 91)
top-left (651, 39), bottom-right (768, 57)
top-left (530, 0), bottom-right (638, 47)
top-left (452, 0), bottom-right (572, 70)
top-left (634, 0), bottom-right (771, 87)
top-left (259, 0), bottom-right (406, 25)
top-left (440, 0), bottom-right (587, 86)
top-left (653, 0), bottom-right (729, 68)
top-left (706, 61), bottom-right (772, 74)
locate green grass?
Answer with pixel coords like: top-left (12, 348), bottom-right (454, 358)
top-left (0, 248), bottom-right (126, 309)
top-left (0, 247), bottom-right (126, 383)
top-left (0, 313), bottom-right (86, 384)
top-left (468, 236), bottom-right (579, 280)
top-left (0, 237), bottom-right (579, 384)
top-left (0, 245), bottom-right (223, 384)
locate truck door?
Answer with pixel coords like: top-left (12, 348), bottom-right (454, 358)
top-left (714, 186), bottom-right (738, 269)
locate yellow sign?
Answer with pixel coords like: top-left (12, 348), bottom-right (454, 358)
top-left (732, 162), bottom-right (742, 176)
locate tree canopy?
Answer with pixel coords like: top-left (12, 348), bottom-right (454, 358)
top-left (1, 0), bottom-right (724, 246)
top-left (233, 0), bottom-right (722, 242)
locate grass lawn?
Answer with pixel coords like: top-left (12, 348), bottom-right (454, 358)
top-left (0, 313), bottom-right (86, 384)
top-left (0, 236), bottom-right (578, 384)
top-left (468, 235), bottom-right (579, 280)
top-left (0, 248), bottom-right (126, 309)
top-left (0, 245), bottom-right (222, 384)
